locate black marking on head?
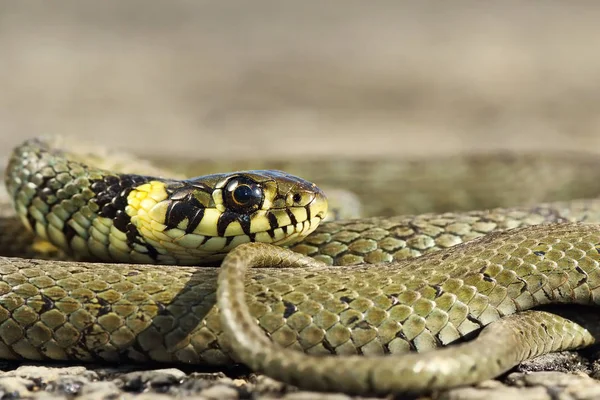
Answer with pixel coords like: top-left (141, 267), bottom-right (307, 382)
top-left (217, 211), bottom-right (237, 237)
top-left (164, 187), bottom-right (206, 233)
top-left (89, 173), bottom-right (159, 260)
top-left (533, 250), bottom-right (545, 257)
top-left (186, 208), bottom-right (205, 234)
top-left (239, 214), bottom-right (252, 235)
top-left (267, 212), bottom-right (279, 231)
top-left (286, 208), bottom-right (298, 227)
top-left (217, 211), bottom-right (251, 237)
top-left (265, 212), bottom-right (280, 239)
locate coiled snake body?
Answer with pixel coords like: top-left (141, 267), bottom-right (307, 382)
top-left (3, 138), bottom-right (600, 395)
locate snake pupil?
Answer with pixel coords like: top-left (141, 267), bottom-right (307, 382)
top-left (233, 185), bottom-right (254, 204)
top-left (293, 193), bottom-right (302, 203)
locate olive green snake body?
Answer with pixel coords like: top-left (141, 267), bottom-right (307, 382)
top-left (4, 139), bottom-right (600, 395)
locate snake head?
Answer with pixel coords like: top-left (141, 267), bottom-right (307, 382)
top-left (127, 170), bottom-right (328, 264)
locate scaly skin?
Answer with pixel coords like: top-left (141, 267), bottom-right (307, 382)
top-left (4, 138), bottom-right (600, 394)
top-left (217, 226), bottom-right (600, 394)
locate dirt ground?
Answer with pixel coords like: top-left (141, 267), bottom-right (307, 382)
top-left (3, 2), bottom-right (600, 400)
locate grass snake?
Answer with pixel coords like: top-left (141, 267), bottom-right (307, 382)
top-left (4, 138), bottom-right (600, 395)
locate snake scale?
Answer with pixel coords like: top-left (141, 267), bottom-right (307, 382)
top-left (3, 138), bottom-right (600, 395)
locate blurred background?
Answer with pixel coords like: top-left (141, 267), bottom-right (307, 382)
top-left (1, 1), bottom-right (600, 161)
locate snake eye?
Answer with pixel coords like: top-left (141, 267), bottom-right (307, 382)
top-left (224, 177), bottom-right (263, 212)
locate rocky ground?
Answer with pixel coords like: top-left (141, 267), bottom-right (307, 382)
top-left (3, 2), bottom-right (600, 399)
top-left (1, 350), bottom-right (600, 400)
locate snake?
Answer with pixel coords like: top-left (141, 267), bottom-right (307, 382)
top-left (4, 138), bottom-right (600, 395)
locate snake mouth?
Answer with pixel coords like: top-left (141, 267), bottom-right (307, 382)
top-left (270, 216), bottom-right (325, 246)
top-left (142, 215), bottom-right (326, 265)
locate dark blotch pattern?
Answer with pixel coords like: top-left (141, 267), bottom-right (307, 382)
top-left (163, 186), bottom-right (206, 234)
top-left (217, 211), bottom-right (251, 237)
top-left (90, 173), bottom-right (159, 259)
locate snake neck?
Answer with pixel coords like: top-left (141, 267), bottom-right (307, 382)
top-left (6, 138), bottom-right (173, 263)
